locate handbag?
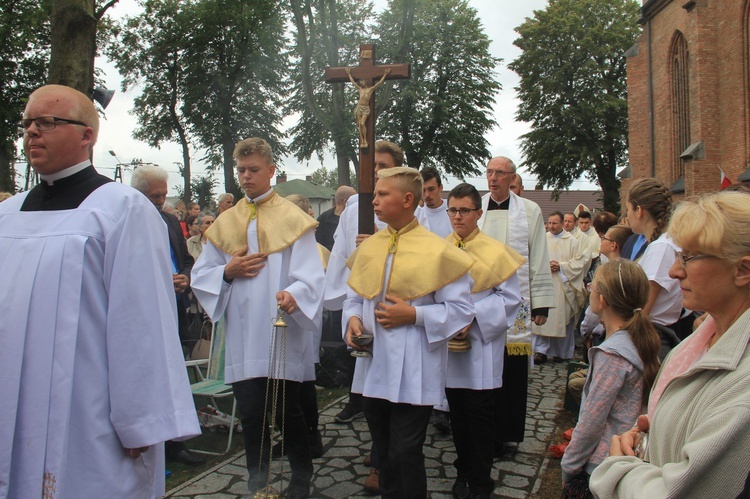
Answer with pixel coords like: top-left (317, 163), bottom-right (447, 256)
top-left (190, 318), bottom-right (213, 360)
top-left (561, 472), bottom-right (593, 499)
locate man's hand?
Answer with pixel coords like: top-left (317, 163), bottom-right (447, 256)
top-left (125, 446), bottom-right (149, 459)
top-left (610, 414), bottom-right (650, 457)
top-left (345, 316), bottom-right (367, 350)
top-left (223, 247), bottom-right (267, 281)
top-left (550, 260), bottom-right (560, 273)
top-left (532, 315), bottom-right (547, 326)
top-left (173, 273), bottom-right (189, 294)
top-left (276, 291), bottom-right (298, 315)
top-left (375, 295), bottom-right (416, 329)
top-left (454, 323), bottom-right (471, 340)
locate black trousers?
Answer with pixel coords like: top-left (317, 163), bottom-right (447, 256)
top-left (363, 397), bottom-right (432, 498)
top-left (233, 377), bottom-right (312, 489)
top-left (446, 387), bottom-right (498, 496)
top-left (300, 380), bottom-right (319, 432)
top-left (494, 350), bottom-right (528, 443)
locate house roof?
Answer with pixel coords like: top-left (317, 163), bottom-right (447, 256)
top-left (273, 179), bottom-right (335, 200)
top-left (472, 189), bottom-right (606, 219)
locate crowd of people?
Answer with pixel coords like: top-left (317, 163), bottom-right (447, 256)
top-left (2, 83), bottom-right (750, 499)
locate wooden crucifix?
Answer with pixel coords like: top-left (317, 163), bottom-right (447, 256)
top-left (325, 44), bottom-right (409, 234)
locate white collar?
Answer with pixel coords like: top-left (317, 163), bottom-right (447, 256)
top-left (41, 160), bottom-right (91, 185)
top-left (246, 188), bottom-right (273, 203)
top-left (425, 199), bottom-right (446, 213)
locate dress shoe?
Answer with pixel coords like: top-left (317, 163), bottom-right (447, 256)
top-left (533, 352), bottom-right (547, 365)
top-left (285, 482), bottom-right (310, 499)
top-left (433, 410), bottom-right (452, 434)
top-left (172, 448), bottom-right (205, 466)
top-left (363, 467), bottom-right (380, 495)
top-left (452, 477), bottom-right (470, 499)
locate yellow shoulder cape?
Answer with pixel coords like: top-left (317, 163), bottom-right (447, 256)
top-left (346, 218), bottom-right (475, 300)
top-left (447, 228), bottom-right (526, 293)
top-left (205, 191), bottom-right (318, 255)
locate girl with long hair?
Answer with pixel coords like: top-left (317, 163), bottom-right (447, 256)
top-left (561, 260), bottom-right (661, 497)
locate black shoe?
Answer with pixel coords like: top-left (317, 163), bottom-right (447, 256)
top-left (433, 410), bottom-right (451, 434)
top-left (285, 482), bottom-right (311, 499)
top-left (533, 352), bottom-right (547, 364)
top-left (309, 429), bottom-right (324, 458)
top-left (172, 448), bottom-right (205, 466)
top-left (494, 441), bottom-right (506, 458)
top-left (334, 404), bottom-right (363, 423)
top-left (452, 478), bottom-right (470, 499)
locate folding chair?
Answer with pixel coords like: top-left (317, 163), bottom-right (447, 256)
top-left (187, 318), bottom-right (238, 455)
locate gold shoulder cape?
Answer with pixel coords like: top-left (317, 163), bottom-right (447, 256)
top-left (205, 192), bottom-right (318, 255)
top-left (346, 218), bottom-right (475, 300)
top-left (447, 228), bottom-right (526, 293)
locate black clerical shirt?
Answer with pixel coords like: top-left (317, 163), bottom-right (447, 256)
top-left (21, 166), bottom-right (112, 211)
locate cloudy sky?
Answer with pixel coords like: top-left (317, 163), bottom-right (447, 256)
top-left (55, 0), bottom-right (597, 195)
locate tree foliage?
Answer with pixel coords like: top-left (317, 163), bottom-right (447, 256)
top-left (287, 0), bottom-right (374, 187)
top-left (308, 165), bottom-right (357, 190)
top-left (509, 0), bottom-right (640, 213)
top-left (109, 0), bottom-right (288, 197)
top-left (107, 0), bottom-right (195, 201)
top-left (0, 0), bottom-right (51, 193)
top-left (376, 0), bottom-right (500, 177)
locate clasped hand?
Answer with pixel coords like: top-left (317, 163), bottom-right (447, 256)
top-left (374, 294), bottom-right (416, 329)
top-left (223, 247), bottom-right (267, 281)
top-left (610, 414), bottom-right (650, 457)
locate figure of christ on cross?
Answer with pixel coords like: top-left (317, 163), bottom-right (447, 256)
top-left (325, 43), bottom-right (409, 234)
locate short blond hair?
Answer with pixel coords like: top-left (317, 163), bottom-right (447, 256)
top-left (233, 137), bottom-right (273, 164)
top-left (377, 166), bottom-right (423, 206)
top-left (374, 140), bottom-right (404, 166)
top-left (669, 190), bottom-right (750, 263)
top-left (286, 193), bottom-right (311, 214)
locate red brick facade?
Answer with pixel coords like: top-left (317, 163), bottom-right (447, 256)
top-left (624, 0), bottom-right (750, 201)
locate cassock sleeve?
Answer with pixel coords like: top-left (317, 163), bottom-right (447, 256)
top-left (324, 211), bottom-right (352, 311)
top-left (190, 239), bottom-right (233, 322)
top-left (419, 274), bottom-right (476, 351)
top-left (560, 237), bottom-right (588, 281)
top-left (475, 273), bottom-right (522, 344)
top-left (342, 287), bottom-right (365, 341)
top-left (283, 229), bottom-right (325, 333)
top-left (105, 202), bottom-right (200, 448)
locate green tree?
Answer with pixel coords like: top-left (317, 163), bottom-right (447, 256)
top-left (308, 165), bottom-right (357, 190)
top-left (509, 0), bottom-right (640, 213)
top-left (375, 0), bottom-right (501, 177)
top-left (287, 0), bottom-right (374, 187)
top-left (0, 0), bottom-right (51, 193)
top-left (107, 0), bottom-right (195, 202)
top-left (180, 0), bottom-right (289, 195)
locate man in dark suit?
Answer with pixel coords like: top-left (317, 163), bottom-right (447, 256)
top-left (131, 164), bottom-right (203, 466)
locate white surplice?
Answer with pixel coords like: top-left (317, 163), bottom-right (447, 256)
top-left (0, 185), bottom-right (200, 499)
top-left (324, 196), bottom-right (431, 311)
top-left (446, 274), bottom-right (522, 390)
top-left (423, 200), bottom-right (453, 238)
top-left (190, 191), bottom-right (325, 384)
top-left (343, 257), bottom-right (475, 406)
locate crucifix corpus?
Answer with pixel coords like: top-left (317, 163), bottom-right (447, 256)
top-left (324, 43), bottom-right (409, 234)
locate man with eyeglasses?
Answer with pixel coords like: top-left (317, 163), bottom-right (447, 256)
top-left (0, 85), bottom-right (199, 497)
top-left (477, 156), bottom-right (554, 455)
top-left (445, 183), bottom-right (523, 499)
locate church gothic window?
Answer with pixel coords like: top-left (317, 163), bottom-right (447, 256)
top-left (670, 32), bottom-right (690, 180)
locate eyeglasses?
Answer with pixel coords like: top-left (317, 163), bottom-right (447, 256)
top-left (18, 116), bottom-right (89, 136)
top-left (446, 208), bottom-right (479, 217)
top-left (486, 169), bottom-right (514, 178)
top-left (676, 252), bottom-right (716, 268)
top-left (601, 236), bottom-right (613, 242)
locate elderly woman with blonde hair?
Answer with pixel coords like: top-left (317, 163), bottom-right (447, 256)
top-left (590, 190), bottom-right (750, 498)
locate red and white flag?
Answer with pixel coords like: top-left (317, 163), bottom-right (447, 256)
top-left (719, 167), bottom-right (732, 190)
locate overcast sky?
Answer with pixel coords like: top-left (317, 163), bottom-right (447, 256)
top-left (34, 0), bottom-right (600, 195)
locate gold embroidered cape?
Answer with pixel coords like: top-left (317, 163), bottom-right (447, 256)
top-left (205, 192), bottom-right (318, 255)
top-left (447, 228), bottom-right (526, 294)
top-left (346, 218), bottom-right (474, 300)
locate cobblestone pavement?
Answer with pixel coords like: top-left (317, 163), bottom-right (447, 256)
top-left (166, 361), bottom-right (567, 498)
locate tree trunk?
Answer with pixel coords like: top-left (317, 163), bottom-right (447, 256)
top-left (49, 0), bottom-right (97, 93)
top-left (0, 141), bottom-right (15, 193)
top-left (596, 152), bottom-right (621, 214)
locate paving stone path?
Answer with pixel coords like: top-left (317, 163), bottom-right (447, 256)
top-left (166, 361), bottom-right (568, 498)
